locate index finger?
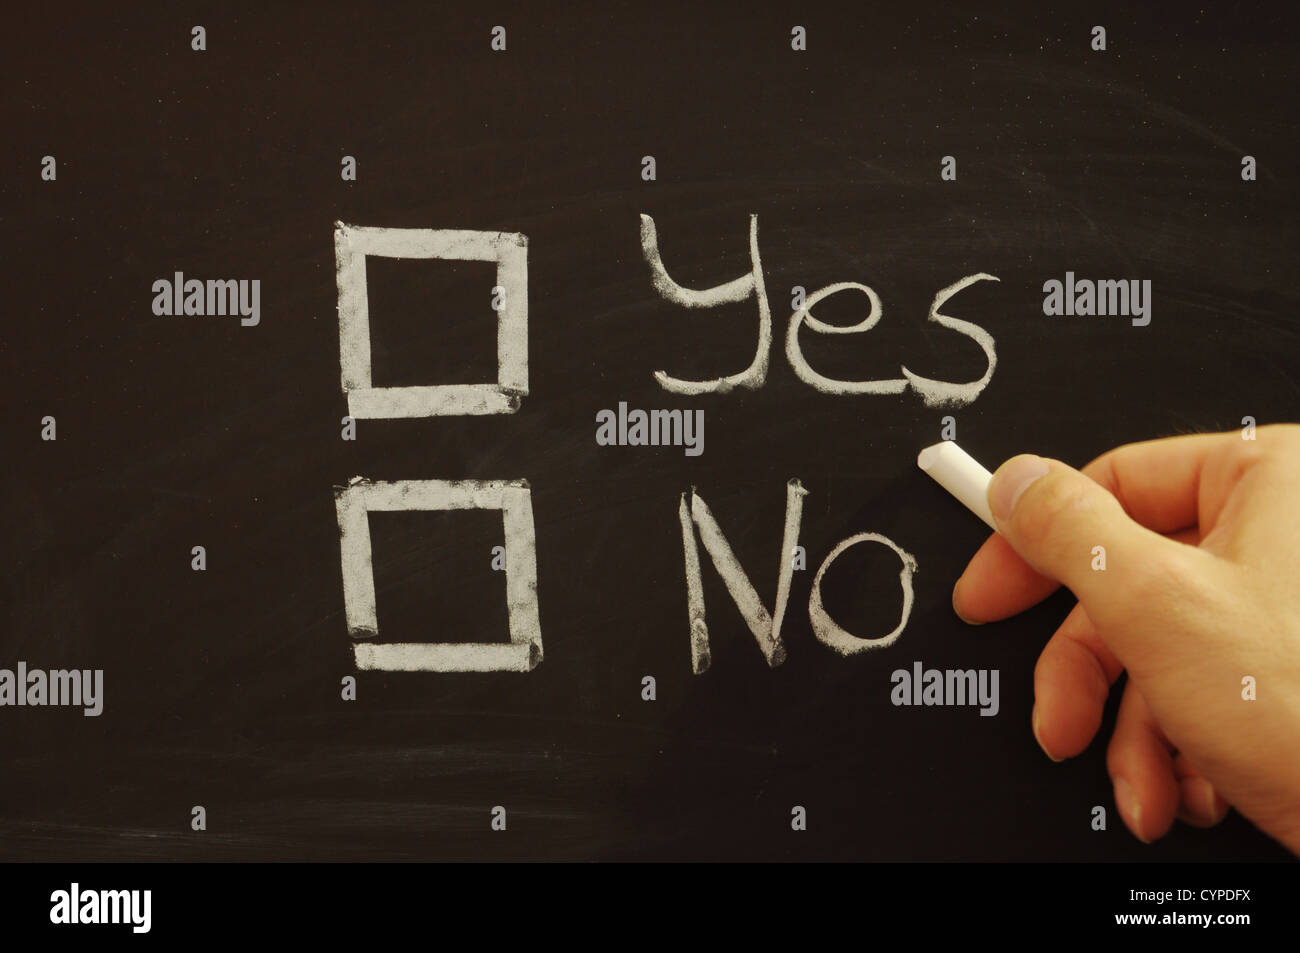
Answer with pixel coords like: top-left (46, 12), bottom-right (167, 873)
top-left (952, 431), bottom-right (1234, 623)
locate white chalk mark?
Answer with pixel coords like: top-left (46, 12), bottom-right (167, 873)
top-left (347, 384), bottom-right (520, 419)
top-left (679, 492), bottom-right (710, 674)
top-left (784, 281), bottom-right (909, 395)
top-left (769, 483), bottom-right (805, 650)
top-left (899, 273), bottom-right (999, 408)
top-left (335, 223), bottom-right (529, 417)
top-left (640, 215), bottom-right (754, 308)
top-left (334, 478), bottom-right (542, 672)
top-left (916, 441), bottom-right (997, 530)
top-left (679, 480), bottom-right (807, 672)
top-left (808, 532), bottom-right (918, 654)
top-left (354, 642), bottom-right (538, 673)
top-left (639, 213), bottom-right (771, 395)
top-left (334, 483), bottom-right (379, 638)
top-left (500, 484), bottom-right (542, 660)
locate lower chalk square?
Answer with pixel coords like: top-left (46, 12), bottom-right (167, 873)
top-left (353, 641), bottom-right (540, 673)
top-left (335, 478), bottom-right (543, 673)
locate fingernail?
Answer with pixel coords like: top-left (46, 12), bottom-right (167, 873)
top-left (989, 455), bottom-right (1050, 523)
top-left (1032, 705), bottom-right (1062, 762)
top-left (1114, 777), bottom-right (1149, 843)
top-left (951, 579), bottom-right (983, 625)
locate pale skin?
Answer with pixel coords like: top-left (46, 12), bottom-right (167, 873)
top-left (952, 424), bottom-right (1300, 853)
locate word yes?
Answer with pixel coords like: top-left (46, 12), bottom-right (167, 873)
top-left (641, 214), bottom-right (999, 407)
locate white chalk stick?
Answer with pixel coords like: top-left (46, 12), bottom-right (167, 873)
top-left (917, 441), bottom-right (997, 530)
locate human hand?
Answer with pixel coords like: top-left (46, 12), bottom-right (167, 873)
top-left (952, 424), bottom-right (1300, 852)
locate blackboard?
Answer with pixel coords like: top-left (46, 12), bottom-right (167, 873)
top-left (3, 1), bottom-right (1296, 862)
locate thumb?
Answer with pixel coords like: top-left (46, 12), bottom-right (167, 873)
top-left (987, 454), bottom-right (1213, 638)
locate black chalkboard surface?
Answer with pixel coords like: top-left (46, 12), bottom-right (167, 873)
top-left (3, 1), bottom-right (1296, 862)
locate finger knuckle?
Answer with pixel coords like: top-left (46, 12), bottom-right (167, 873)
top-left (1260, 422), bottom-right (1300, 453)
top-left (1213, 437), bottom-right (1270, 491)
top-left (1118, 548), bottom-right (1195, 606)
top-left (1013, 472), bottom-right (1094, 553)
top-left (1228, 434), bottom-right (1269, 464)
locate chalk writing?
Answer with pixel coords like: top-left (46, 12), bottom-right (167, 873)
top-left (643, 214), bottom-right (1000, 407)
